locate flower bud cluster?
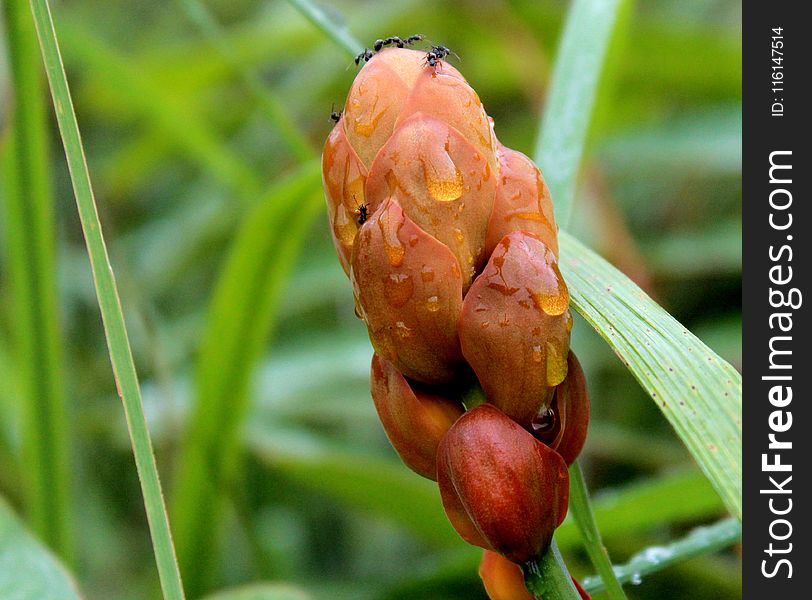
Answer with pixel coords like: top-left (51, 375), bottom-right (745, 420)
top-left (323, 47), bottom-right (590, 586)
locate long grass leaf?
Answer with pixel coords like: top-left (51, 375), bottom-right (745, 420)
top-left (534, 0), bottom-right (631, 225)
top-left (28, 1), bottom-right (185, 597)
top-left (0, 497), bottom-right (82, 600)
top-left (172, 162), bottom-right (323, 597)
top-left (1, 0), bottom-right (71, 561)
top-left (559, 231), bottom-right (742, 519)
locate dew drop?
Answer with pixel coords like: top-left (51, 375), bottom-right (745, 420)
top-left (531, 406), bottom-right (556, 435)
top-left (546, 341), bottom-right (568, 386)
top-left (394, 321), bottom-right (412, 338)
top-left (531, 344), bottom-right (543, 363)
top-left (384, 273), bottom-right (414, 308)
top-left (426, 296), bottom-right (440, 312)
top-left (420, 265), bottom-right (435, 282)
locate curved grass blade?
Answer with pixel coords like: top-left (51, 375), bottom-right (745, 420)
top-left (171, 163), bottom-right (323, 597)
top-left (0, 498), bottom-right (82, 600)
top-left (28, 1), bottom-right (185, 597)
top-left (559, 231), bottom-right (742, 520)
top-left (581, 518), bottom-right (741, 594)
top-left (284, 0), bottom-right (364, 56)
top-left (534, 0), bottom-right (631, 226)
top-left (2, 0), bottom-right (71, 561)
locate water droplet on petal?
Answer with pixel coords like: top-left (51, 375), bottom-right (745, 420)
top-left (421, 266), bottom-right (435, 282)
top-left (394, 321), bottom-right (412, 338)
top-left (426, 296), bottom-right (440, 312)
top-left (546, 341), bottom-right (568, 386)
top-left (384, 273), bottom-right (414, 307)
top-left (531, 406), bottom-right (556, 434)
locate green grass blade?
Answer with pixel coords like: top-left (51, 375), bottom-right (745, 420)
top-left (0, 497), bottom-right (82, 600)
top-left (284, 0), bottom-right (364, 56)
top-left (172, 162), bottom-right (322, 597)
top-left (567, 462), bottom-right (627, 599)
top-left (1, 0), bottom-right (72, 562)
top-left (534, 0), bottom-right (631, 226)
top-left (27, 1), bottom-right (185, 598)
top-left (559, 231), bottom-right (742, 520)
top-left (177, 0), bottom-right (315, 162)
top-left (581, 518), bottom-right (741, 594)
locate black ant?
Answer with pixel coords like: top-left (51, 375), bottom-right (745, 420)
top-left (373, 34), bottom-right (424, 51)
top-left (354, 48), bottom-right (375, 65)
top-left (355, 202), bottom-right (369, 225)
top-left (330, 104), bottom-right (342, 123)
top-left (425, 45), bottom-right (457, 68)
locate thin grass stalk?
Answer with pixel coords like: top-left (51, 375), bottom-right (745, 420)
top-left (27, 0), bottom-right (185, 597)
top-left (2, 0), bottom-right (72, 562)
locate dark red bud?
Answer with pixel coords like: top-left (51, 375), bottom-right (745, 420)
top-left (370, 354), bottom-right (465, 479)
top-left (437, 404), bottom-right (570, 563)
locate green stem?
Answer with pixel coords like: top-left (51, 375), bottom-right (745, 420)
top-left (2, 0), bottom-right (72, 562)
top-left (582, 518), bottom-right (741, 593)
top-left (522, 539), bottom-right (582, 600)
top-left (569, 461), bottom-right (627, 599)
top-left (28, 1), bottom-right (185, 598)
top-left (284, 0), bottom-right (364, 56)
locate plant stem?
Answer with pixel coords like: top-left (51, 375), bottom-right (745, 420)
top-left (569, 461), bottom-right (627, 599)
top-left (2, 0), bottom-right (72, 562)
top-left (28, 1), bottom-right (185, 597)
top-left (522, 539), bottom-right (582, 600)
top-left (582, 518), bottom-right (741, 593)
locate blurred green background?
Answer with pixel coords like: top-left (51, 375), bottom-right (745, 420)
top-left (0, 0), bottom-right (741, 598)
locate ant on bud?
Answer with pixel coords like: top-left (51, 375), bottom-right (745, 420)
top-left (354, 48), bottom-right (375, 65)
top-left (373, 34), bottom-right (425, 51)
top-left (425, 45), bottom-right (458, 68)
top-left (330, 103), bottom-right (342, 123)
top-left (355, 202), bottom-right (369, 225)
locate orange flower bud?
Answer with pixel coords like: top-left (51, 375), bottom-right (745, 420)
top-left (479, 550), bottom-right (534, 600)
top-left (352, 198), bottom-right (464, 383)
top-left (485, 145), bottom-right (558, 259)
top-left (437, 404), bottom-right (569, 563)
top-left (533, 351), bottom-right (590, 466)
top-left (370, 354), bottom-right (464, 479)
top-left (459, 232), bottom-right (571, 427)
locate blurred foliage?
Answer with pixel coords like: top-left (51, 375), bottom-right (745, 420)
top-left (0, 0), bottom-right (741, 598)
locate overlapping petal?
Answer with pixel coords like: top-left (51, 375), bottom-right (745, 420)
top-left (459, 232), bottom-right (572, 427)
top-left (370, 354), bottom-right (464, 479)
top-left (352, 198), bottom-right (464, 383)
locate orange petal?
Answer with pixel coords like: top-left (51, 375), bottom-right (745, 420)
top-left (322, 124), bottom-right (368, 275)
top-left (352, 198), bottom-right (464, 384)
top-left (396, 68), bottom-right (498, 175)
top-left (370, 355), bottom-right (464, 480)
top-left (343, 48), bottom-right (429, 168)
top-left (459, 232), bottom-right (571, 427)
top-left (437, 404), bottom-right (569, 563)
top-left (479, 551), bottom-right (534, 600)
top-left (365, 113), bottom-right (496, 291)
top-left (485, 145), bottom-right (558, 259)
